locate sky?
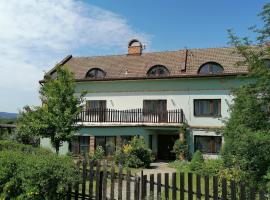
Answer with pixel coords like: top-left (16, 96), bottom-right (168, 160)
top-left (0, 0), bottom-right (268, 113)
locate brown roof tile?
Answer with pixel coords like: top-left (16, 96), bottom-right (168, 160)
top-left (46, 47), bottom-right (248, 81)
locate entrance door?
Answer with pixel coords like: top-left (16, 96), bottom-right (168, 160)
top-left (157, 135), bottom-right (178, 160)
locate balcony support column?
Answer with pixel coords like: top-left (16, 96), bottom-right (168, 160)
top-left (178, 129), bottom-right (186, 161)
top-left (89, 136), bottom-right (95, 154)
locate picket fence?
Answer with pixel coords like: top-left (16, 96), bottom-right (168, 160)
top-left (66, 160), bottom-right (268, 200)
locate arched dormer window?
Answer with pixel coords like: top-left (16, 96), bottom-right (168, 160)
top-left (198, 62), bottom-right (224, 75)
top-left (86, 68), bottom-right (106, 79)
top-left (147, 65), bottom-right (170, 77)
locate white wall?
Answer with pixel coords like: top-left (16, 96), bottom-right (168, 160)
top-left (82, 89), bottom-right (232, 128)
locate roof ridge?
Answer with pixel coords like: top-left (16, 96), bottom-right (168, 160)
top-left (73, 46), bottom-right (237, 59)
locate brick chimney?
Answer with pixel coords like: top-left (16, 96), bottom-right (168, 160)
top-left (128, 39), bottom-right (143, 55)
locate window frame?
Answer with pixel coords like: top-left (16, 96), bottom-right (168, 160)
top-left (147, 65), bottom-right (170, 77)
top-left (85, 68), bottom-right (106, 79)
top-left (198, 62), bottom-right (224, 75)
top-left (95, 136), bottom-right (116, 156)
top-left (194, 136), bottom-right (222, 154)
top-left (193, 99), bottom-right (221, 117)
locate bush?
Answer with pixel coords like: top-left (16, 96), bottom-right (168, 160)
top-left (0, 143), bottom-right (79, 200)
top-left (189, 150), bottom-right (204, 172)
top-left (199, 159), bottom-right (224, 176)
top-left (115, 136), bottom-right (154, 168)
top-left (171, 139), bottom-right (189, 160)
top-left (168, 160), bottom-right (189, 172)
top-left (0, 140), bottom-right (52, 155)
top-left (89, 145), bottom-right (105, 161)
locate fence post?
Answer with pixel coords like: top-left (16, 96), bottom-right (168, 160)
top-left (95, 162), bottom-right (101, 200)
top-left (157, 173), bottom-right (161, 199)
top-left (126, 169), bottom-right (131, 200)
top-left (196, 174), bottom-right (201, 200)
top-left (89, 160), bottom-right (94, 199)
top-left (74, 161), bottom-right (80, 200)
top-left (180, 172), bottom-right (185, 200)
top-left (140, 171), bottom-right (144, 200)
top-left (66, 184), bottom-right (72, 200)
top-left (204, 176), bottom-right (209, 200)
top-left (165, 173), bottom-right (169, 200)
top-left (110, 163), bottom-right (115, 200)
top-left (99, 171), bottom-right (103, 200)
top-left (118, 165), bottom-right (123, 200)
top-left (213, 176), bottom-right (218, 200)
top-left (142, 175), bottom-right (147, 199)
top-left (239, 184), bottom-right (246, 200)
top-left (188, 173), bottom-right (193, 200)
top-left (150, 174), bottom-right (154, 200)
top-left (221, 178), bottom-right (227, 200)
top-left (172, 173), bottom-right (177, 200)
top-left (102, 162), bottom-right (107, 200)
top-left (82, 159), bottom-right (87, 200)
top-left (230, 180), bottom-right (236, 200)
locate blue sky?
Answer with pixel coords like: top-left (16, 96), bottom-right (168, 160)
top-left (85, 0), bottom-right (267, 53)
top-left (0, 0), bottom-right (267, 113)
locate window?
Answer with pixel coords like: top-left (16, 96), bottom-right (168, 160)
top-left (79, 136), bottom-right (90, 154)
top-left (143, 100), bottom-right (167, 113)
top-left (194, 136), bottom-right (222, 154)
top-left (86, 100), bottom-right (106, 110)
top-left (198, 62), bottom-right (224, 74)
top-left (143, 100), bottom-right (167, 122)
top-left (95, 136), bottom-right (116, 156)
top-left (147, 65), bottom-right (169, 77)
top-left (194, 99), bottom-right (221, 117)
top-left (70, 136), bottom-right (91, 155)
top-left (121, 136), bottom-right (133, 145)
top-left (86, 100), bottom-right (106, 121)
top-left (86, 68), bottom-right (106, 79)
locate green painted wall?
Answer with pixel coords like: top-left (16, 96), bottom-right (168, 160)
top-left (76, 77), bottom-right (253, 94)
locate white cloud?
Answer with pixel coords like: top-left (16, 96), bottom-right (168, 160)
top-left (0, 0), bottom-right (148, 112)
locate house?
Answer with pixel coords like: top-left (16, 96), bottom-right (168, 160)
top-left (40, 39), bottom-right (251, 159)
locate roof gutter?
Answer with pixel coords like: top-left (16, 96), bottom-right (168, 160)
top-left (39, 72), bottom-right (248, 84)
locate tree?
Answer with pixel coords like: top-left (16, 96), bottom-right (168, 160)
top-left (17, 67), bottom-right (85, 154)
top-left (222, 3), bottom-right (270, 188)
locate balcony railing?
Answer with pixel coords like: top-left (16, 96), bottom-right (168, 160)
top-left (77, 108), bottom-right (184, 124)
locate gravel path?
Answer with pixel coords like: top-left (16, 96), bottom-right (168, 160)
top-left (106, 162), bottom-right (176, 199)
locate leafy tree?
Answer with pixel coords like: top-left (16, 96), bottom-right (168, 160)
top-left (223, 3), bottom-right (270, 188)
top-left (17, 67), bottom-right (85, 154)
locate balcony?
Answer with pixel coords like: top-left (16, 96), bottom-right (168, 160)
top-left (77, 108), bottom-right (184, 126)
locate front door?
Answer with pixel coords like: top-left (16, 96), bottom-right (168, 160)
top-left (157, 135), bottom-right (178, 160)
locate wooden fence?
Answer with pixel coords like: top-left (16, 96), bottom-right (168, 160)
top-left (66, 160), bottom-right (268, 200)
top-left (77, 108), bottom-right (184, 124)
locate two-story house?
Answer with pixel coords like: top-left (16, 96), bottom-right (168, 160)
top-left (40, 39), bottom-right (250, 159)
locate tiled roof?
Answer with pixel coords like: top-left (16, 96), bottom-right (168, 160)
top-left (45, 47), bottom-right (248, 82)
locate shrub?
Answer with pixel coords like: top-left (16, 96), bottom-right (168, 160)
top-left (0, 143), bottom-right (79, 200)
top-left (189, 150), bottom-right (204, 172)
top-left (168, 160), bottom-right (189, 172)
top-left (89, 145), bottom-right (105, 161)
top-left (199, 159), bottom-right (224, 176)
top-left (0, 140), bottom-right (52, 155)
top-left (115, 136), bottom-right (154, 168)
top-left (171, 139), bottom-right (189, 160)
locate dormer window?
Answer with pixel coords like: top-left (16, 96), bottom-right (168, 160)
top-left (198, 62), bottom-right (224, 75)
top-left (147, 65), bottom-right (169, 77)
top-left (86, 68), bottom-right (106, 79)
